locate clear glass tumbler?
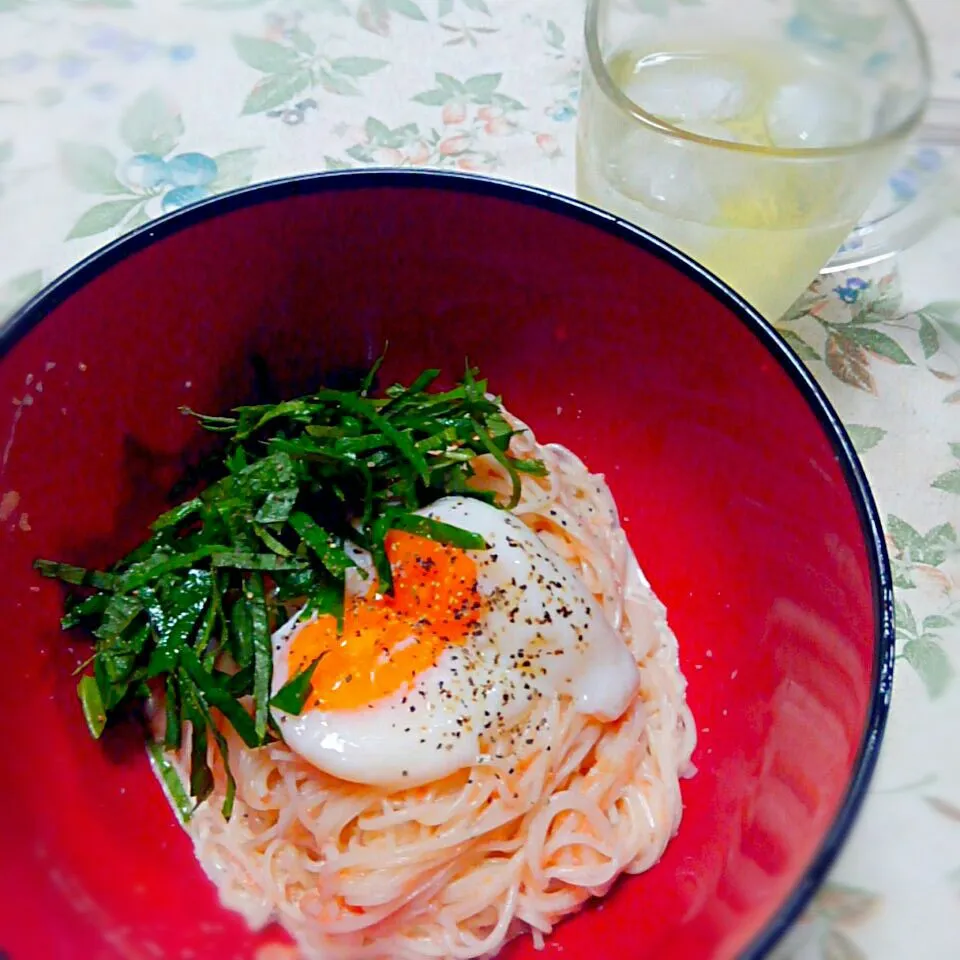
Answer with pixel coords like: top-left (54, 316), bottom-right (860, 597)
top-left (576, 0), bottom-right (930, 319)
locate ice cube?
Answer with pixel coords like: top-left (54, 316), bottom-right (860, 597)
top-left (766, 78), bottom-right (866, 148)
top-left (624, 53), bottom-right (753, 124)
top-left (605, 129), bottom-right (721, 223)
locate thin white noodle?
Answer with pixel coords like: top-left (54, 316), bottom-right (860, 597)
top-left (156, 408), bottom-right (696, 960)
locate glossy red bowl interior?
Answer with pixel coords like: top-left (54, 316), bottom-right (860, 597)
top-left (0, 171), bottom-right (893, 960)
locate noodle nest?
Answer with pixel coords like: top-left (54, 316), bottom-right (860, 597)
top-left (159, 412), bottom-right (696, 960)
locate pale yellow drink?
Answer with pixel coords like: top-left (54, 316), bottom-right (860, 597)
top-left (577, 45), bottom-right (901, 318)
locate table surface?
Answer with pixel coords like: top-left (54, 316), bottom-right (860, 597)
top-left (1, 2), bottom-right (958, 958)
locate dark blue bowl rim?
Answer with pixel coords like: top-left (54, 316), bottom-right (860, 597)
top-left (0, 169), bottom-right (896, 960)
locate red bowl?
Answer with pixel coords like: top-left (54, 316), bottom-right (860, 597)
top-left (0, 171), bottom-right (893, 960)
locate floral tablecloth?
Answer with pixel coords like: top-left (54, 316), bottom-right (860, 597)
top-left (1, 1), bottom-right (958, 958)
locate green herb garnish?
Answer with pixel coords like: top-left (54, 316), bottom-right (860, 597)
top-left (35, 358), bottom-right (543, 817)
top-left (147, 740), bottom-right (194, 824)
top-left (77, 673), bottom-right (107, 738)
top-left (270, 655), bottom-right (327, 715)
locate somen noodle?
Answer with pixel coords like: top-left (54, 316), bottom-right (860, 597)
top-left (155, 409), bottom-right (696, 960)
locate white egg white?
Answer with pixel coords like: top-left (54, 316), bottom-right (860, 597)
top-left (271, 496), bottom-right (641, 788)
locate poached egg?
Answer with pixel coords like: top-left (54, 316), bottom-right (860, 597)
top-left (271, 496), bottom-right (640, 787)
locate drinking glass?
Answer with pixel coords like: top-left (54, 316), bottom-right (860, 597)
top-left (576, 0), bottom-right (931, 319)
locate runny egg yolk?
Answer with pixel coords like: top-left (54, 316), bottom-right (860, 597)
top-left (287, 531), bottom-right (485, 711)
